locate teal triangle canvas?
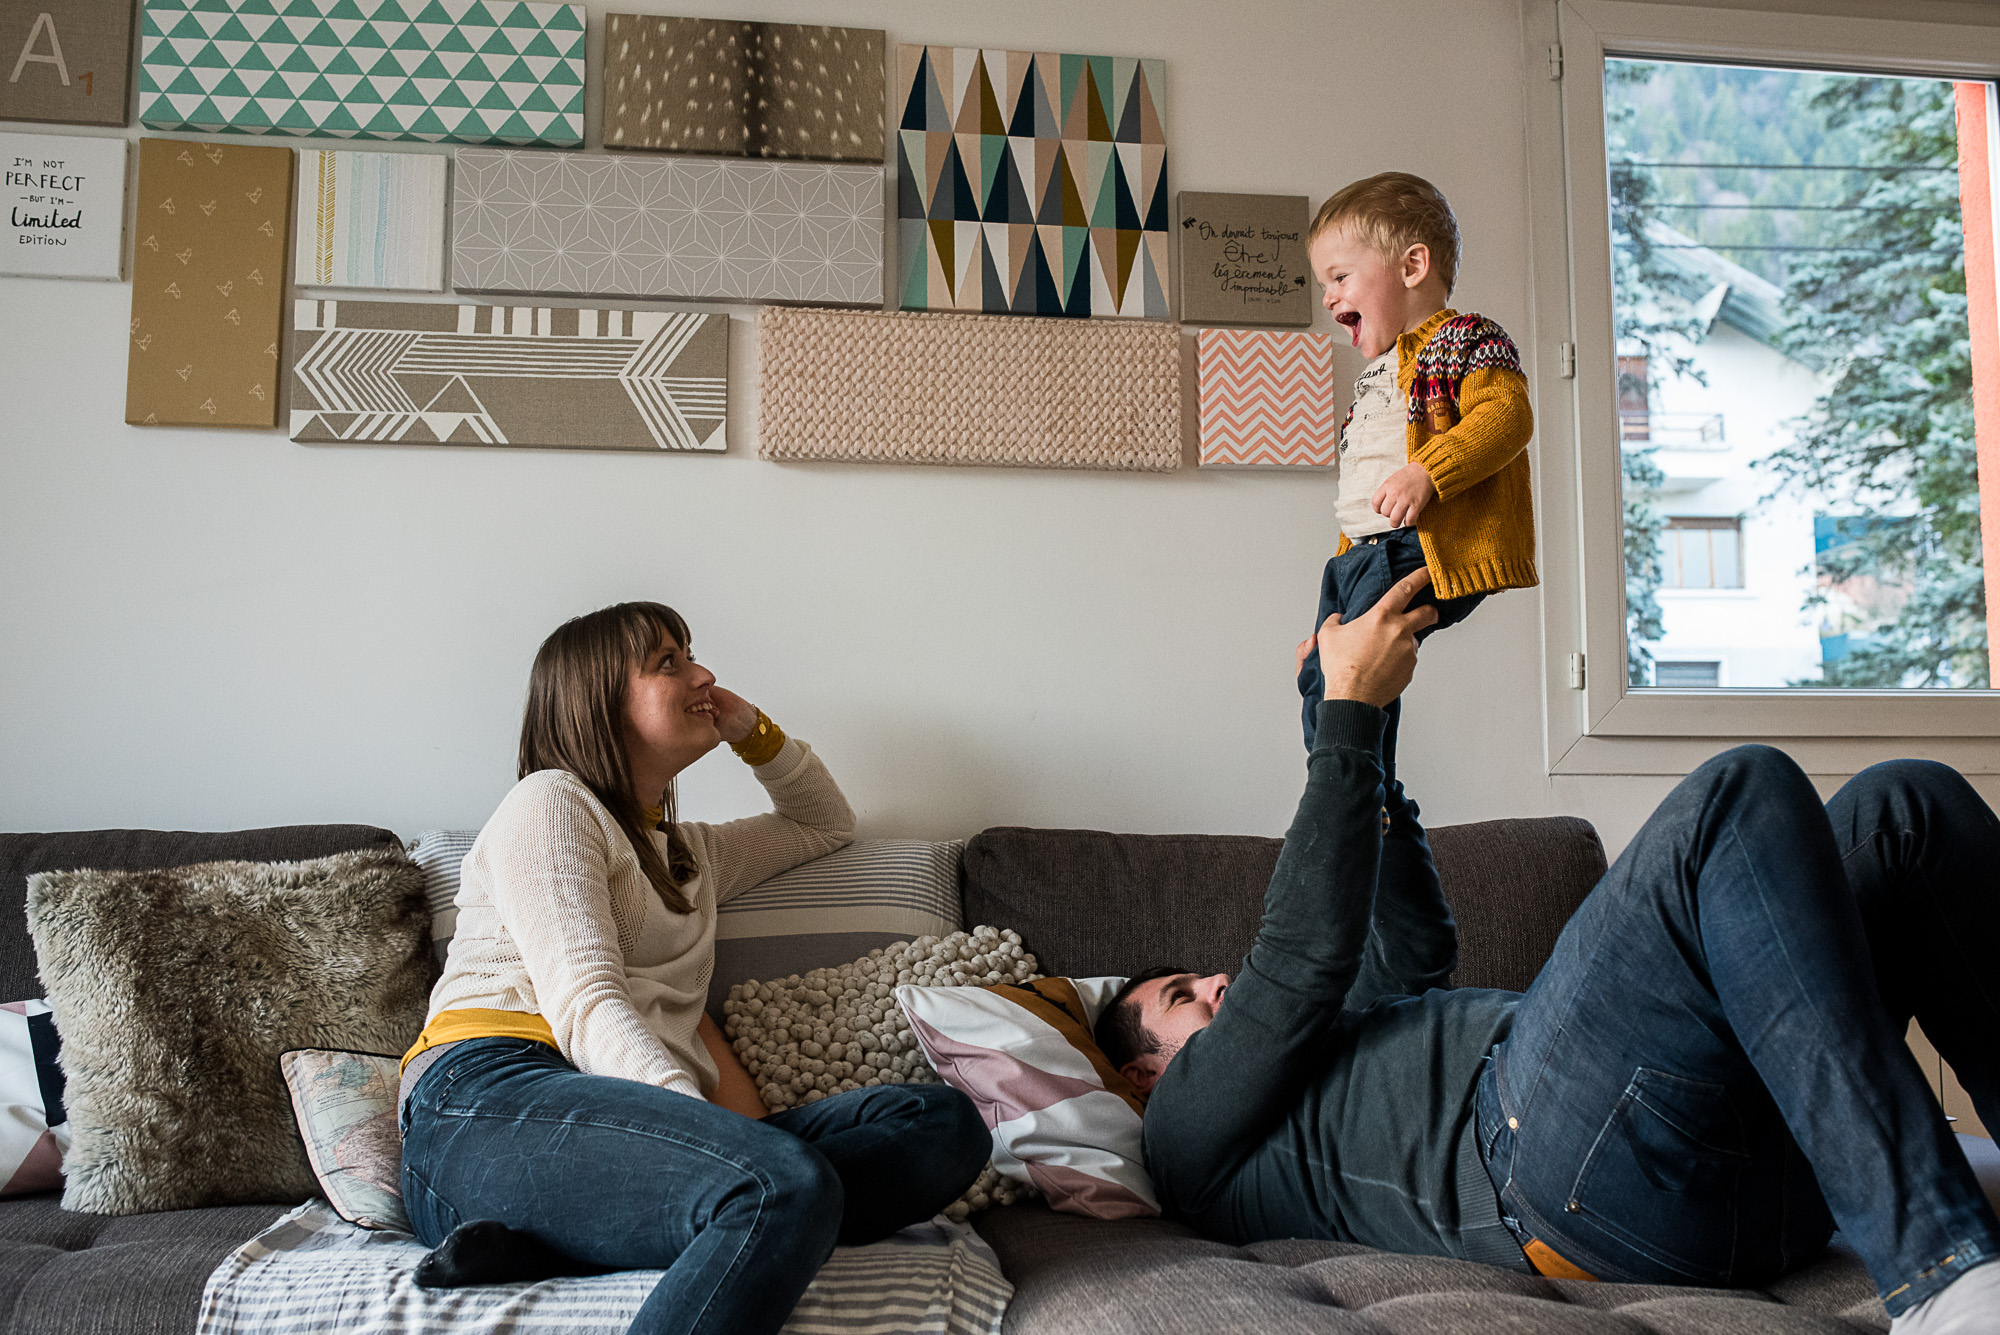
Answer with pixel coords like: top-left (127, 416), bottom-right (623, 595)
top-left (896, 44), bottom-right (1169, 319)
top-left (138, 0), bottom-right (584, 143)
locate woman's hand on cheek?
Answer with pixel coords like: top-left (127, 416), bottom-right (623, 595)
top-left (709, 685), bottom-right (760, 745)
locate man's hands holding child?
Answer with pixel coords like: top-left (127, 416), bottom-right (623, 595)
top-left (1371, 462), bottom-right (1436, 529)
top-left (1294, 568), bottom-right (1438, 709)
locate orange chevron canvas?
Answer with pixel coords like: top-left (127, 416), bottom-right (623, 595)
top-left (1197, 327), bottom-right (1339, 467)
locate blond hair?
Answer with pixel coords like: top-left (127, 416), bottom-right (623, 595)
top-left (1310, 172), bottom-right (1461, 295)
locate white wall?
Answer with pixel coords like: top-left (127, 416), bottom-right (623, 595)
top-left (3, 0), bottom-right (1994, 860)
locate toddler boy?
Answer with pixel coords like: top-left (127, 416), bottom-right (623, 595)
top-left (1296, 172), bottom-right (1538, 762)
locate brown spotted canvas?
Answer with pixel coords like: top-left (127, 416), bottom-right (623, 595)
top-left (126, 137), bottom-right (292, 427)
top-left (0, 0), bottom-right (132, 126)
top-left (601, 15), bottom-right (884, 162)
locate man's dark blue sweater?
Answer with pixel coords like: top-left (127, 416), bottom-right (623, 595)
top-left (1141, 699), bottom-right (1523, 1262)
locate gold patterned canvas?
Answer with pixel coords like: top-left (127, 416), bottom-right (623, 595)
top-left (126, 137), bottom-right (292, 427)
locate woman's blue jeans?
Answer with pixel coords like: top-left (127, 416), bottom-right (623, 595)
top-left (399, 1038), bottom-right (990, 1335)
top-left (1478, 746), bottom-right (2000, 1314)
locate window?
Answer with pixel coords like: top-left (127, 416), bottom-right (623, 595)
top-left (1528, 0), bottom-right (2000, 765)
top-left (1662, 517), bottom-right (1741, 589)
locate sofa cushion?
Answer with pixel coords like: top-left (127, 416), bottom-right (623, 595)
top-left (971, 1202), bottom-right (1886, 1333)
top-left (960, 817), bottom-right (1607, 994)
top-left (28, 850), bottom-right (432, 1215)
top-left (0, 826), bottom-right (403, 1000)
top-left (0, 1195), bottom-right (289, 1335)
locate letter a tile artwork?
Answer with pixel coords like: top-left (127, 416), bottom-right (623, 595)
top-left (896, 46), bottom-right (1168, 319)
top-left (136, 0), bottom-right (585, 145)
top-left (127, 138), bottom-right (293, 427)
top-left (1196, 328), bottom-right (1340, 467)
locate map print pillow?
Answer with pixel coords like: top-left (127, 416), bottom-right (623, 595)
top-left (279, 1049), bottom-right (407, 1231)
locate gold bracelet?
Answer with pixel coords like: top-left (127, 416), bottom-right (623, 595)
top-left (729, 709), bottom-right (786, 766)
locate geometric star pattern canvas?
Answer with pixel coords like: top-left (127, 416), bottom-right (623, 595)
top-left (1196, 328), bottom-right (1339, 467)
top-left (137, 0), bottom-right (584, 146)
top-left (896, 45), bottom-right (1168, 319)
top-left (290, 299), bottom-right (727, 450)
top-left (451, 147), bottom-right (881, 304)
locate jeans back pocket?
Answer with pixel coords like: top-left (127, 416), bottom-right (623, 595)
top-left (1570, 1066), bottom-right (1751, 1282)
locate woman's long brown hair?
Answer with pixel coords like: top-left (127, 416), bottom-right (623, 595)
top-left (518, 601), bottom-right (701, 914)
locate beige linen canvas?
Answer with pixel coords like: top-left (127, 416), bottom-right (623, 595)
top-left (126, 137), bottom-right (292, 427)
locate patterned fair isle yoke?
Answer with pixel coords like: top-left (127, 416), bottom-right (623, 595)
top-left (1406, 314), bottom-right (1522, 431)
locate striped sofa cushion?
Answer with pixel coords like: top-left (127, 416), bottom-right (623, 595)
top-left (407, 832), bottom-right (965, 1018)
top-left (714, 840), bottom-right (964, 1019)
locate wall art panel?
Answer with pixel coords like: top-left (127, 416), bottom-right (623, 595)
top-left (895, 45), bottom-right (1168, 320)
top-left (136, 0), bottom-right (584, 145)
top-left (2, 132), bottom-right (127, 278)
top-left (1196, 327), bottom-right (1338, 467)
top-left (757, 305), bottom-right (1179, 471)
top-left (289, 299), bottom-right (727, 451)
top-left (601, 15), bottom-right (884, 163)
top-left (126, 137), bottom-right (292, 427)
top-left (1177, 192), bottom-right (1310, 327)
top-left (294, 149), bottom-right (446, 289)
top-left (452, 147), bottom-right (880, 305)
top-left (0, 0), bottom-right (132, 126)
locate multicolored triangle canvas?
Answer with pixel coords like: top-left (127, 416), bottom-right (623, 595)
top-left (136, 0), bottom-right (585, 146)
top-left (895, 45), bottom-right (1168, 320)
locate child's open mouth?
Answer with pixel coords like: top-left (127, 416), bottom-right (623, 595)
top-left (1336, 311), bottom-right (1361, 345)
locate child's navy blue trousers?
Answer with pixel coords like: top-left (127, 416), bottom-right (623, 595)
top-left (1295, 528), bottom-right (1486, 754)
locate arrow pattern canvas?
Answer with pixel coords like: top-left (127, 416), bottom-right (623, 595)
top-left (1196, 328), bottom-right (1339, 467)
top-left (289, 299), bottom-right (728, 451)
top-left (451, 147), bottom-right (881, 305)
top-left (137, 0), bottom-right (585, 145)
top-left (896, 45), bottom-right (1169, 320)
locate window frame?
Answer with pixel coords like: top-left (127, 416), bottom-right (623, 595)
top-left (1525, 0), bottom-right (2000, 774)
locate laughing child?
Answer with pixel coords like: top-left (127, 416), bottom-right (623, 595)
top-left (1295, 172), bottom-right (1538, 762)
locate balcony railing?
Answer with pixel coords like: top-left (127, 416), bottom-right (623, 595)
top-left (1620, 411), bottom-right (1727, 449)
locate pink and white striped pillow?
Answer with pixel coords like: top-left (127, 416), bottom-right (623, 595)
top-left (897, 977), bottom-right (1157, 1220)
top-left (1, 1000), bottom-right (67, 1197)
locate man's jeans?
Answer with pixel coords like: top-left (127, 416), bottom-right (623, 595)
top-left (400, 1037), bottom-right (990, 1335)
top-left (1477, 746), bottom-right (2000, 1314)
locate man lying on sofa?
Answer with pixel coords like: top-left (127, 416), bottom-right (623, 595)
top-left (1094, 567), bottom-right (1999, 1335)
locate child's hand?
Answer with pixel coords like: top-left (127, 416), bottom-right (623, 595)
top-left (1372, 462), bottom-right (1437, 529)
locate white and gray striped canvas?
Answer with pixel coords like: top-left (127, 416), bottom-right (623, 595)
top-left (197, 1201), bottom-right (1011, 1335)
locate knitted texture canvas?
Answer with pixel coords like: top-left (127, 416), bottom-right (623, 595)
top-left (757, 306), bottom-right (1181, 471)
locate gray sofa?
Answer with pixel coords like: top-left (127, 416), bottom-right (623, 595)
top-left (0, 814), bottom-right (1977, 1334)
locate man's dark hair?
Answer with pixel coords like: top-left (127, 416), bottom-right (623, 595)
top-left (1095, 966), bottom-right (1190, 1073)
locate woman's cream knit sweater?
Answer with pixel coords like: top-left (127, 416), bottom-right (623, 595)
top-left (424, 736), bottom-right (854, 1099)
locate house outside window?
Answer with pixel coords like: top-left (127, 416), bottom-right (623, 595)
top-left (1525, 0), bottom-right (2000, 767)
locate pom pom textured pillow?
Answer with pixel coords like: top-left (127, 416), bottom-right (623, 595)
top-left (26, 849), bottom-right (433, 1214)
top-left (897, 976), bottom-right (1157, 1220)
top-left (279, 1050), bottom-right (409, 1231)
top-left (723, 927), bottom-right (1038, 1219)
top-left (0, 1000), bottom-right (67, 1196)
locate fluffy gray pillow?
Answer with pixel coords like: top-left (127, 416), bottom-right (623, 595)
top-left (26, 849), bottom-right (432, 1215)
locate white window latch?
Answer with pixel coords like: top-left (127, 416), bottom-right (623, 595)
top-left (1568, 653), bottom-right (1586, 690)
top-left (1548, 44), bottom-right (1563, 81)
top-left (1559, 342), bottom-right (1576, 378)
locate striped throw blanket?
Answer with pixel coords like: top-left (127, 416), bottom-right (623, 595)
top-left (198, 1203), bottom-right (1012, 1335)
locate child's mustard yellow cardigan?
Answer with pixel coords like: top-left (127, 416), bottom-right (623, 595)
top-left (1334, 307), bottom-right (1538, 601)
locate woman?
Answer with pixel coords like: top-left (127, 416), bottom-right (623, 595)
top-left (397, 602), bottom-right (989, 1335)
